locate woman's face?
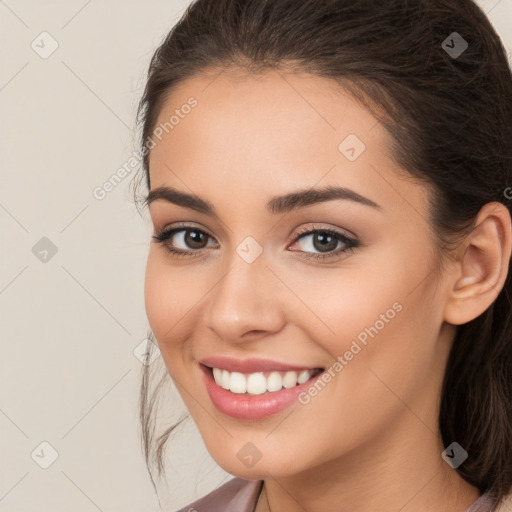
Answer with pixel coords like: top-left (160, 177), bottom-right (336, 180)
top-left (144, 68), bottom-right (456, 480)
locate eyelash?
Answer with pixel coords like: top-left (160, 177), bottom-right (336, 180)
top-left (152, 223), bottom-right (359, 262)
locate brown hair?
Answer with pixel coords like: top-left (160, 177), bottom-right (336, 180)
top-left (133, 0), bottom-right (512, 505)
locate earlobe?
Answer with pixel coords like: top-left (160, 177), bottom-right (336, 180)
top-left (444, 202), bottom-right (512, 326)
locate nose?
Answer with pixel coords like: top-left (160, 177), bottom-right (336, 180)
top-left (204, 249), bottom-right (286, 344)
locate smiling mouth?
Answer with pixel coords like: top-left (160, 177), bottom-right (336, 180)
top-left (204, 365), bottom-right (324, 395)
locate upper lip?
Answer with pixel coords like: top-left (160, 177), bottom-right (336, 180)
top-left (200, 356), bottom-right (323, 373)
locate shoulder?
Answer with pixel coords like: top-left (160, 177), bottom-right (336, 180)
top-left (175, 477), bottom-right (264, 512)
top-left (493, 491), bottom-right (512, 512)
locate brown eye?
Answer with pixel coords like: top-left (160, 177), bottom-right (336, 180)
top-left (152, 226), bottom-right (217, 258)
top-left (182, 229), bottom-right (209, 249)
top-left (289, 227), bottom-right (359, 262)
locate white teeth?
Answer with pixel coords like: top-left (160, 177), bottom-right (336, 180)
top-left (213, 368), bottom-right (232, 390)
top-left (267, 371), bottom-right (283, 392)
top-left (221, 369), bottom-right (230, 390)
top-left (211, 367), bottom-right (318, 395)
top-left (283, 371), bottom-right (298, 388)
top-left (247, 372), bottom-right (267, 395)
top-left (229, 372), bottom-right (247, 393)
top-left (297, 369), bottom-right (311, 384)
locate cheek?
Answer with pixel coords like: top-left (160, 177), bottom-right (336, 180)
top-left (277, 258), bottom-right (407, 353)
top-left (143, 250), bottom-right (195, 352)
top-left (144, 253), bottom-right (169, 339)
top-left (290, 250), bottom-right (441, 399)
top-left (325, 278), bottom-right (443, 431)
top-left (311, 246), bottom-right (438, 356)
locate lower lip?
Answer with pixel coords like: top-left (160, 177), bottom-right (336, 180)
top-left (200, 364), bottom-right (323, 420)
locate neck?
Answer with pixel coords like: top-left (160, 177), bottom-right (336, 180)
top-left (256, 413), bottom-right (480, 512)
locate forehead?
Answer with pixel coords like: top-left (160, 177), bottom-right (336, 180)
top-left (150, 67), bottom-right (386, 162)
top-left (147, 68), bottom-right (430, 220)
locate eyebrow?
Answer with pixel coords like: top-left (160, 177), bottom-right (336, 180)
top-left (143, 184), bottom-right (381, 217)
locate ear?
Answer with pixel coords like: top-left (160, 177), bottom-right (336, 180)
top-left (444, 202), bottom-right (512, 326)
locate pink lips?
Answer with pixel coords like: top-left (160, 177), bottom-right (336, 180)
top-left (199, 357), bottom-right (324, 420)
top-left (200, 356), bottom-right (320, 373)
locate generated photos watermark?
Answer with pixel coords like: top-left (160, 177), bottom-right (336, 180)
top-left (92, 97), bottom-right (198, 201)
top-left (298, 301), bottom-right (403, 405)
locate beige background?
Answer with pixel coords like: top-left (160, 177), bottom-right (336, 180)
top-left (1, 1), bottom-right (511, 510)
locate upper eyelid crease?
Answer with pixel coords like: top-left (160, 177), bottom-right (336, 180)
top-left (155, 225), bottom-right (354, 239)
top-left (153, 225), bottom-right (358, 262)
top-left (144, 184), bottom-right (382, 218)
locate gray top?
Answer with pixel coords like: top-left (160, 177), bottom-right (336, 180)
top-left (176, 478), bottom-right (495, 512)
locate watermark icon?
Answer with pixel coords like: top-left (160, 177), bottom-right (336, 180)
top-left (237, 442), bottom-right (262, 468)
top-left (32, 237), bottom-right (58, 263)
top-left (133, 338), bottom-right (161, 365)
top-left (441, 32), bottom-right (468, 59)
top-left (92, 97), bottom-right (198, 201)
top-left (236, 236), bottom-right (263, 263)
top-left (31, 441), bottom-right (59, 469)
top-left (504, 187), bottom-right (512, 200)
top-left (298, 301), bottom-right (403, 405)
top-left (31, 31), bottom-right (59, 59)
top-left (338, 133), bottom-right (366, 161)
top-left (441, 442), bottom-right (468, 469)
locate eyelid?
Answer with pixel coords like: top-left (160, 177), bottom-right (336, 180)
top-left (154, 221), bottom-right (354, 242)
top-left (292, 223), bottom-right (356, 241)
top-left (153, 221), bottom-right (359, 262)
top-left (153, 220), bottom-right (216, 238)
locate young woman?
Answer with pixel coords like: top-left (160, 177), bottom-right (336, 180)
top-left (133, 0), bottom-right (512, 510)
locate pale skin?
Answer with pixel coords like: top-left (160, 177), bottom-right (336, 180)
top-left (143, 67), bottom-right (512, 512)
